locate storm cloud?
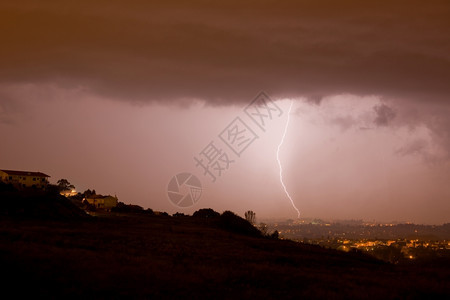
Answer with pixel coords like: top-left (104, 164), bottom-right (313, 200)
top-left (0, 0), bottom-right (449, 104)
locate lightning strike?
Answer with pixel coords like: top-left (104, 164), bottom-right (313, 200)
top-left (277, 100), bottom-right (300, 218)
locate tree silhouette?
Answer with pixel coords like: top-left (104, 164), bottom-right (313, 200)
top-left (57, 179), bottom-right (75, 192)
top-left (245, 210), bottom-right (256, 225)
top-left (83, 189), bottom-right (96, 197)
top-left (270, 230), bottom-right (279, 239)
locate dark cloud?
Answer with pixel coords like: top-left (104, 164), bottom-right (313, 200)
top-left (0, 0), bottom-right (449, 104)
top-left (2, 0), bottom-right (450, 162)
top-left (373, 104), bottom-right (396, 127)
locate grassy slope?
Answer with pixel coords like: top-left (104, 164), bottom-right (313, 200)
top-left (0, 214), bottom-right (449, 299)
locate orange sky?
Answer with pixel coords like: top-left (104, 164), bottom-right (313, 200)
top-left (1, 1), bottom-right (449, 223)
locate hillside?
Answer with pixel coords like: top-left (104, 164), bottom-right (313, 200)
top-left (0, 212), bottom-right (449, 299)
top-left (0, 182), bottom-right (88, 220)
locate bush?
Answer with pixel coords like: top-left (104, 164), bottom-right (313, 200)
top-left (173, 212), bottom-right (187, 217)
top-left (193, 208), bottom-right (220, 219)
top-left (270, 230), bottom-right (279, 239)
top-left (111, 202), bottom-right (144, 213)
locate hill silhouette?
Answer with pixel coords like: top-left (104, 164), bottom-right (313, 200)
top-left (0, 208), bottom-right (449, 298)
top-left (0, 182), bottom-right (88, 220)
top-left (193, 208), bottom-right (262, 237)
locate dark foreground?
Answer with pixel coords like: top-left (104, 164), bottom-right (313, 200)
top-left (1, 213), bottom-right (449, 299)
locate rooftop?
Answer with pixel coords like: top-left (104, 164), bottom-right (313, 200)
top-left (0, 169), bottom-right (50, 177)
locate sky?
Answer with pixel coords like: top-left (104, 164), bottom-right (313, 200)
top-left (1, 0), bottom-right (449, 224)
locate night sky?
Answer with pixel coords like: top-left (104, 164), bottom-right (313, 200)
top-left (1, 1), bottom-right (449, 223)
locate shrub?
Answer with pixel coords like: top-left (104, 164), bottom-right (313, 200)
top-left (173, 212), bottom-right (187, 217)
top-left (111, 202), bottom-right (144, 213)
top-left (193, 208), bottom-right (220, 219)
top-left (270, 230), bottom-right (279, 239)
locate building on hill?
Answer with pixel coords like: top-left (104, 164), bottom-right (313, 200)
top-left (0, 169), bottom-right (50, 189)
top-left (84, 194), bottom-right (118, 211)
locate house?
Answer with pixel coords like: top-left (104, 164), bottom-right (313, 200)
top-left (0, 169), bottom-right (50, 189)
top-left (84, 194), bottom-right (118, 211)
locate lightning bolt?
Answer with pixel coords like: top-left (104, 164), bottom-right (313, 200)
top-left (277, 100), bottom-right (300, 218)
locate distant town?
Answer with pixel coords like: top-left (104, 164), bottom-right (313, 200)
top-left (269, 219), bottom-right (450, 263)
